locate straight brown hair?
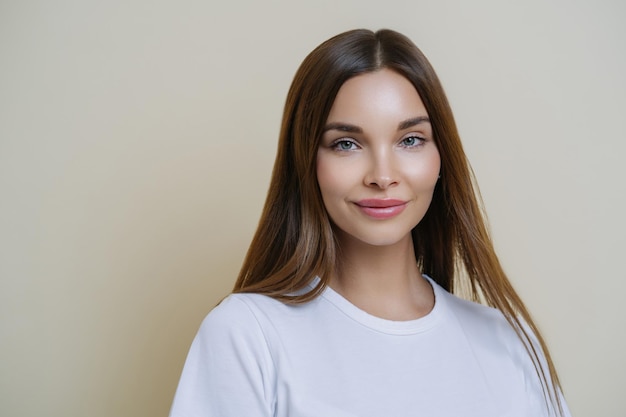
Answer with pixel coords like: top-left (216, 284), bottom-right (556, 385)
top-left (233, 28), bottom-right (564, 415)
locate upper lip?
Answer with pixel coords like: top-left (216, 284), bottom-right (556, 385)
top-left (355, 199), bottom-right (407, 208)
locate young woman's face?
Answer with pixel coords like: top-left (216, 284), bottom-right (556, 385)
top-left (316, 69), bottom-right (441, 248)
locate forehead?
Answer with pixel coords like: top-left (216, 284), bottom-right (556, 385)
top-left (326, 69), bottom-right (428, 124)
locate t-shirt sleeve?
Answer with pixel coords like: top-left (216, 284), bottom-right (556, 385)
top-left (169, 295), bottom-right (276, 417)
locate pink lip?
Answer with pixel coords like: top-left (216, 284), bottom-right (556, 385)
top-left (355, 199), bottom-right (408, 219)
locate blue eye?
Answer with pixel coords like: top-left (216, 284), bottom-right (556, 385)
top-left (333, 140), bottom-right (357, 151)
top-left (401, 136), bottom-right (424, 147)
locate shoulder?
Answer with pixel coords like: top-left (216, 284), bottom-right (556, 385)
top-left (197, 291), bottom-right (312, 344)
top-left (185, 293), bottom-right (288, 379)
top-left (431, 281), bottom-right (528, 358)
top-left (443, 290), bottom-right (510, 329)
top-left (171, 293), bottom-right (284, 416)
top-left (430, 279), bottom-right (512, 331)
top-left (199, 292), bottom-right (285, 335)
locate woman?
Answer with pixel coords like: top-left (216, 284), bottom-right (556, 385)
top-left (170, 29), bottom-right (570, 417)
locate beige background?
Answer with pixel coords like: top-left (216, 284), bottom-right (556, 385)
top-left (1, 0), bottom-right (624, 416)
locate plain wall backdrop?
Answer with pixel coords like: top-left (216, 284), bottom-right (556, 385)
top-left (1, 0), bottom-right (624, 416)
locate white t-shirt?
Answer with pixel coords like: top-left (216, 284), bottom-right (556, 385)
top-left (169, 276), bottom-right (570, 417)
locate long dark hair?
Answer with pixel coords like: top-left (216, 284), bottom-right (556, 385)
top-left (233, 28), bottom-right (563, 414)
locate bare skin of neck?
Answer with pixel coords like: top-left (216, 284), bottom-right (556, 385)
top-left (329, 232), bottom-right (435, 321)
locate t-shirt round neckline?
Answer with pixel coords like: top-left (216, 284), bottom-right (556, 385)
top-left (316, 275), bottom-right (445, 335)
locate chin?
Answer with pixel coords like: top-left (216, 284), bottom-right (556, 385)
top-left (335, 228), bottom-right (415, 249)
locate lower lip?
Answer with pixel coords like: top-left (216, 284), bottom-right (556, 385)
top-left (357, 203), bottom-right (407, 219)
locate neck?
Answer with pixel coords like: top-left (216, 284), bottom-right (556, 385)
top-left (329, 232), bottom-right (434, 321)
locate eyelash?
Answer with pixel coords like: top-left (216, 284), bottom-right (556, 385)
top-left (331, 139), bottom-right (359, 151)
top-left (329, 135), bottom-right (426, 151)
top-left (399, 135), bottom-right (426, 148)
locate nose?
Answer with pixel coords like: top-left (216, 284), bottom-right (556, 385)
top-left (364, 149), bottom-right (398, 189)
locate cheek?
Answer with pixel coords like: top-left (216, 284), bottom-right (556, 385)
top-left (315, 156), bottom-right (332, 197)
top-left (316, 155), bottom-right (352, 198)
top-left (403, 151), bottom-right (441, 187)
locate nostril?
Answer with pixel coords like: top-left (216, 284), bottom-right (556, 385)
top-left (367, 175), bottom-right (396, 189)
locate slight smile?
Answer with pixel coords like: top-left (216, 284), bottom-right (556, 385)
top-left (354, 199), bottom-right (408, 219)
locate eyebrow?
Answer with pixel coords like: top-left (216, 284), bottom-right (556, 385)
top-left (322, 116), bottom-right (430, 133)
top-left (398, 116), bottom-right (430, 130)
top-left (322, 122), bottom-right (362, 133)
